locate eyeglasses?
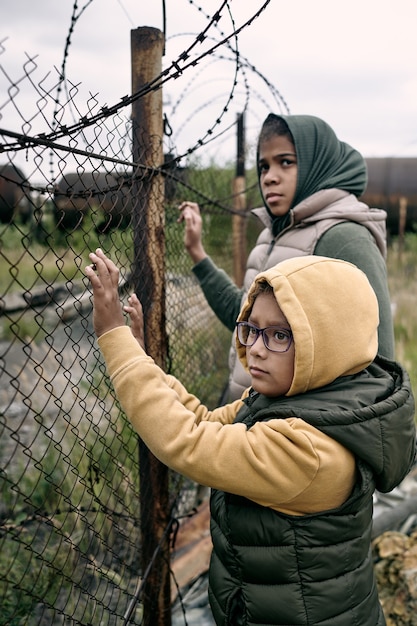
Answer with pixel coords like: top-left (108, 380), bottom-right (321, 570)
top-left (236, 321), bottom-right (293, 353)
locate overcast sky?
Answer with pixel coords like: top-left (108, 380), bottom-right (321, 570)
top-left (2, 0), bottom-right (417, 167)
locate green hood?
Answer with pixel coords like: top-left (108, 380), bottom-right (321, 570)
top-left (257, 114), bottom-right (368, 223)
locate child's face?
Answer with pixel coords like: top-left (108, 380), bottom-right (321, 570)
top-left (258, 134), bottom-right (298, 217)
top-left (246, 292), bottom-right (295, 397)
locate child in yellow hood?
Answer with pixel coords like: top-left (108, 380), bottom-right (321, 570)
top-left (85, 249), bottom-right (415, 626)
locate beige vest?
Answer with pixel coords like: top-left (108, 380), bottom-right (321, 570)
top-left (227, 189), bottom-right (387, 400)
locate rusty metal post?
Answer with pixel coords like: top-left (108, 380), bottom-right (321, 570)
top-left (232, 113), bottom-right (247, 287)
top-left (130, 27), bottom-right (171, 626)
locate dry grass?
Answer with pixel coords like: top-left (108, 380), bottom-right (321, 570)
top-left (387, 234), bottom-right (417, 399)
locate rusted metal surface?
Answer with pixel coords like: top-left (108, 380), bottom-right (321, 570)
top-left (0, 163), bottom-right (31, 224)
top-left (361, 158), bottom-right (417, 233)
top-left (53, 170), bottom-right (133, 232)
top-left (130, 26), bottom-right (171, 626)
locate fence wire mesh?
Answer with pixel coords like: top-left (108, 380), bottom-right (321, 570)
top-left (0, 8), bottom-right (285, 621)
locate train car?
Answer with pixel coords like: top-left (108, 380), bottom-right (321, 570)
top-left (0, 163), bottom-right (31, 225)
top-left (361, 158), bottom-right (417, 234)
top-left (53, 170), bottom-right (132, 232)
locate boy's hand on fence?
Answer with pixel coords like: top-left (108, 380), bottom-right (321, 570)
top-left (124, 293), bottom-right (145, 349)
top-left (177, 201), bottom-right (207, 264)
top-left (85, 249), bottom-right (125, 338)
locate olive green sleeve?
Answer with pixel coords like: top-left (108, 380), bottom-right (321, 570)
top-left (315, 222), bottom-right (395, 359)
top-left (192, 257), bottom-right (244, 331)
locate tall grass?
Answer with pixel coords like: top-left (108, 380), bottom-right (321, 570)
top-left (387, 233), bottom-right (417, 398)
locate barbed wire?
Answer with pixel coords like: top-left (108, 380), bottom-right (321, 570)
top-left (0, 3), bottom-right (281, 623)
top-left (1, 1), bottom-right (272, 161)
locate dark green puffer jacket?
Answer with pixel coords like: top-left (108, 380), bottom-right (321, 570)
top-left (208, 357), bottom-right (416, 626)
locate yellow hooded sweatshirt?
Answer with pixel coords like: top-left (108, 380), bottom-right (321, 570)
top-left (97, 256), bottom-right (379, 515)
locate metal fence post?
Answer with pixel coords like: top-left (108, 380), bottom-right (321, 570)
top-left (232, 112), bottom-right (247, 287)
top-left (130, 26), bottom-right (171, 626)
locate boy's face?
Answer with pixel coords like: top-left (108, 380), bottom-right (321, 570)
top-left (258, 134), bottom-right (298, 216)
top-left (246, 292), bottom-right (295, 397)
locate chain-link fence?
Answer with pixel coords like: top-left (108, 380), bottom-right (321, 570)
top-left (0, 5), bottom-right (290, 623)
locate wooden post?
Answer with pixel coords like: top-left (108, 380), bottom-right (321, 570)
top-left (232, 113), bottom-right (247, 287)
top-left (398, 196), bottom-right (408, 262)
top-left (130, 27), bottom-right (171, 626)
